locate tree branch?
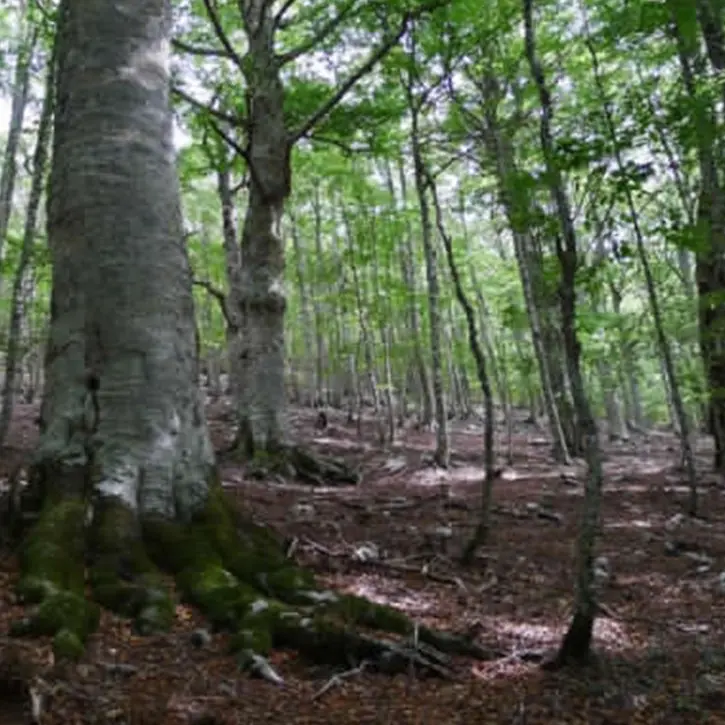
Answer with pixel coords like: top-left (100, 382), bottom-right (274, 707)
top-left (206, 118), bottom-right (248, 161)
top-left (171, 38), bottom-right (232, 59)
top-left (201, 0), bottom-right (247, 75)
top-left (273, 0), bottom-right (298, 30)
top-left (205, 118), bottom-right (272, 196)
top-left (172, 86), bottom-right (243, 127)
top-left (192, 278), bottom-right (233, 327)
top-left (289, 0), bottom-right (450, 142)
top-left (277, 0), bottom-right (361, 66)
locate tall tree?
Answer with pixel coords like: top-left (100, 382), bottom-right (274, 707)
top-left (523, 0), bottom-right (603, 665)
top-left (174, 0), bottom-right (446, 474)
top-left (13, 0), bottom-right (492, 675)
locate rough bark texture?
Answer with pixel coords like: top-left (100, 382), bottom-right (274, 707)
top-left (40, 0), bottom-right (214, 516)
top-left (232, 1), bottom-right (290, 455)
top-left (13, 0), bottom-right (215, 657)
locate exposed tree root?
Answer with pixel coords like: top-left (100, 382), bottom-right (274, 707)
top-left (234, 443), bottom-right (360, 486)
top-left (9, 481), bottom-right (497, 679)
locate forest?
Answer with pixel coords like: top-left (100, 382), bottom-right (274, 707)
top-left (0, 0), bottom-right (724, 723)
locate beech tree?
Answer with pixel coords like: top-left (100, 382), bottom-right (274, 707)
top-left (12, 0), bottom-right (493, 675)
top-left (173, 0), bottom-right (446, 478)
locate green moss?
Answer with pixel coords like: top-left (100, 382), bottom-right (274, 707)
top-left (321, 594), bottom-right (412, 635)
top-left (264, 566), bottom-right (316, 601)
top-left (53, 628), bottom-right (85, 661)
top-left (87, 498), bottom-right (175, 633)
top-left (230, 599), bottom-right (301, 654)
top-left (20, 591), bottom-right (100, 640)
top-left (17, 498), bottom-right (86, 602)
top-left (143, 517), bottom-right (208, 574)
top-left (230, 627), bottom-right (273, 654)
top-left (15, 576), bottom-right (58, 604)
top-left (176, 564), bottom-right (258, 629)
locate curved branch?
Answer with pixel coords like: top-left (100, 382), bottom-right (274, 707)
top-left (192, 278), bottom-right (233, 327)
top-left (172, 86), bottom-right (243, 127)
top-left (289, 0), bottom-right (451, 143)
top-left (274, 0), bottom-right (297, 30)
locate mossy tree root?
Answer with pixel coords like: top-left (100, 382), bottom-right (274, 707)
top-left (13, 483), bottom-right (494, 677)
top-left (242, 444), bottom-right (360, 486)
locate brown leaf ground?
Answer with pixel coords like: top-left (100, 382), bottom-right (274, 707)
top-left (2, 400), bottom-right (725, 724)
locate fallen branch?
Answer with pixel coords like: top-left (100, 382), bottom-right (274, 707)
top-left (311, 661), bottom-right (369, 701)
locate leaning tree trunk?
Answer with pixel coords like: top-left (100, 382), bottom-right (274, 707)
top-left (8, 0), bottom-right (491, 679)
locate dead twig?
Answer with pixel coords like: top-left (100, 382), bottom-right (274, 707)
top-left (311, 661), bottom-right (369, 701)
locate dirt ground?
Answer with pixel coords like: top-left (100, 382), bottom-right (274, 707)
top-left (1, 399), bottom-right (725, 724)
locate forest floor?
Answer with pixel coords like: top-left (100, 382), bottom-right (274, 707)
top-left (1, 399), bottom-right (725, 724)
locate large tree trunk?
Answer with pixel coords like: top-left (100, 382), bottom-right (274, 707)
top-left (8, 0), bottom-right (487, 677)
top-left (13, 0), bottom-right (215, 655)
top-left (39, 0), bottom-right (214, 515)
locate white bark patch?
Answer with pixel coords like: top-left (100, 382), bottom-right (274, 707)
top-left (119, 39), bottom-right (170, 91)
top-left (269, 278), bottom-right (285, 298)
top-left (96, 459), bottom-right (140, 512)
top-left (149, 424), bottom-right (178, 462)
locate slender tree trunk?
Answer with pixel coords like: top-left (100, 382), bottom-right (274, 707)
top-left (412, 149), bottom-right (449, 466)
top-left (392, 159), bottom-right (434, 425)
top-left (288, 209), bottom-right (316, 405)
top-left (524, 0), bottom-right (604, 664)
top-left (311, 186), bottom-right (328, 402)
top-left (430, 180), bottom-right (497, 561)
top-left (0, 18), bottom-right (37, 290)
top-left (0, 34), bottom-right (54, 446)
top-left (216, 165), bottom-right (244, 412)
top-left (484, 111), bottom-right (570, 462)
